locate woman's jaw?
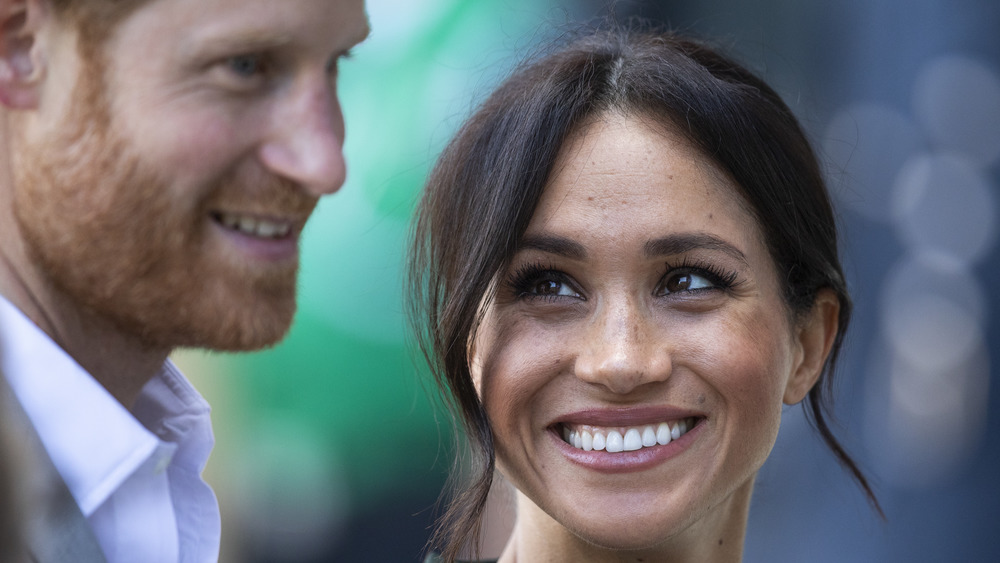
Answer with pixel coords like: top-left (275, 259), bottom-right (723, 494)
top-left (477, 115), bottom-right (798, 562)
top-left (498, 474), bottom-right (755, 563)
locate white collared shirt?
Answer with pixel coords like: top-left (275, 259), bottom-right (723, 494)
top-left (0, 296), bottom-right (221, 562)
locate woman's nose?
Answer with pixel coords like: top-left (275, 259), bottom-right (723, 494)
top-left (573, 298), bottom-right (672, 395)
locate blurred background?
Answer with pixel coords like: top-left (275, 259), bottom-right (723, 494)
top-left (175, 0), bottom-right (1000, 561)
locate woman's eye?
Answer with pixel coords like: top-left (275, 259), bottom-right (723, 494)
top-left (508, 267), bottom-right (582, 301)
top-left (659, 271), bottom-right (714, 294)
top-left (531, 279), bottom-right (576, 297)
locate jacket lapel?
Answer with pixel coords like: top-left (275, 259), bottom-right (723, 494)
top-left (1, 374), bottom-right (107, 563)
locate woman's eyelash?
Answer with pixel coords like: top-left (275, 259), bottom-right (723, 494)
top-left (504, 258), bottom-right (741, 301)
top-left (659, 257), bottom-right (742, 292)
top-left (505, 262), bottom-right (573, 298)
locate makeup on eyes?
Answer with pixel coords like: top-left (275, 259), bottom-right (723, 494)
top-left (506, 262), bottom-right (580, 301)
top-left (503, 254), bottom-right (745, 304)
top-left (655, 256), bottom-right (743, 296)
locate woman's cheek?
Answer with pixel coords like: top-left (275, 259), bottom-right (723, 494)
top-left (690, 311), bottom-right (791, 430)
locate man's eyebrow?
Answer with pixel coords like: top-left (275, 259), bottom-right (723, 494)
top-left (518, 235), bottom-right (587, 260)
top-left (643, 233), bottom-right (748, 264)
top-left (185, 19), bottom-right (370, 59)
top-left (186, 32), bottom-right (293, 57)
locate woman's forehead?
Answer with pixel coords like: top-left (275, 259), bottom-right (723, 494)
top-left (527, 114), bottom-right (759, 243)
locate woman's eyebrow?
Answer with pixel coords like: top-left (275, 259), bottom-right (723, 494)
top-left (518, 234), bottom-right (587, 259)
top-left (643, 233), bottom-right (749, 264)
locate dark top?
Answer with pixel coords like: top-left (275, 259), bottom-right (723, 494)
top-left (423, 554), bottom-right (497, 563)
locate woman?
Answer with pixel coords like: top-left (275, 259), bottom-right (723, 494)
top-left (409, 28), bottom-right (881, 562)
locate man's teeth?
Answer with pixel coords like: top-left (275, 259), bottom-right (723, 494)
top-left (218, 213), bottom-right (291, 239)
top-left (562, 418), bottom-right (696, 453)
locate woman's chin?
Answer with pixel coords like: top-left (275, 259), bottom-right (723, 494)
top-left (560, 513), bottom-right (689, 553)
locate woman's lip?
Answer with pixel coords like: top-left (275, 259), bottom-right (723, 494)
top-left (549, 420), bottom-right (703, 474)
top-left (550, 406), bottom-right (705, 427)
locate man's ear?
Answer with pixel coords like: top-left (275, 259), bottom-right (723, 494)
top-left (784, 289), bottom-right (841, 405)
top-left (0, 0), bottom-right (47, 109)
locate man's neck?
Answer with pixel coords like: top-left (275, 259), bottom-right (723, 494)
top-left (0, 238), bottom-right (168, 410)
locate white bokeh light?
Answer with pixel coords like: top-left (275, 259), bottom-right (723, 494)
top-left (880, 255), bottom-right (988, 338)
top-left (913, 55), bottom-right (1000, 167)
top-left (891, 152), bottom-right (998, 267)
top-left (823, 103), bottom-right (923, 220)
top-left (868, 258), bottom-right (991, 487)
top-left (879, 343), bottom-right (991, 487)
top-left (884, 289), bottom-right (982, 375)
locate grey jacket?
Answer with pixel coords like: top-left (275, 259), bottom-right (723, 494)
top-left (1, 373), bottom-right (106, 563)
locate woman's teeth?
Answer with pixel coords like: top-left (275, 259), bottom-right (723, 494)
top-left (561, 418), bottom-right (696, 453)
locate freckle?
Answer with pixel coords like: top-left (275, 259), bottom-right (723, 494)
top-left (708, 213), bottom-right (714, 219)
top-left (588, 196), bottom-right (594, 201)
top-left (698, 394), bottom-right (706, 404)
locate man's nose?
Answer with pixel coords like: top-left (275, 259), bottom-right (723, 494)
top-left (573, 297), bottom-right (672, 395)
top-left (258, 73), bottom-right (347, 197)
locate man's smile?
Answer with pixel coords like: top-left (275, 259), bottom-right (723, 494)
top-left (212, 211), bottom-right (295, 240)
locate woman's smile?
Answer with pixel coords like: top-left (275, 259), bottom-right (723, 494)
top-left (559, 417), bottom-right (700, 452)
top-left (552, 415), bottom-right (705, 474)
top-left (472, 113), bottom-right (805, 551)
top-left (410, 29), bottom-right (869, 561)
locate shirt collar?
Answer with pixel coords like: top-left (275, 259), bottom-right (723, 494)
top-left (0, 295), bottom-right (213, 515)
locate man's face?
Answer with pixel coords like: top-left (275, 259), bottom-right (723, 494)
top-left (10, 0), bottom-right (369, 350)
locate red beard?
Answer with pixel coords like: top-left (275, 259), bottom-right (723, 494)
top-left (10, 53), bottom-right (316, 351)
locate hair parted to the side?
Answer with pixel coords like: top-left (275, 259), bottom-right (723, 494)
top-left (407, 25), bottom-right (883, 562)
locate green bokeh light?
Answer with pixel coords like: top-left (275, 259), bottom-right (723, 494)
top-left (187, 1), bottom-right (560, 554)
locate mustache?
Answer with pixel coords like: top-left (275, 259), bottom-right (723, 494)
top-left (206, 169), bottom-right (320, 224)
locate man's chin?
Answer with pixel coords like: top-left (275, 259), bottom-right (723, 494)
top-left (110, 283), bottom-right (300, 353)
top-left (169, 299), bottom-right (298, 352)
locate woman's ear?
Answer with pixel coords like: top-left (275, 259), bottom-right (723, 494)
top-left (784, 289), bottom-right (841, 405)
top-left (0, 0), bottom-right (47, 109)
top-left (469, 342), bottom-right (484, 397)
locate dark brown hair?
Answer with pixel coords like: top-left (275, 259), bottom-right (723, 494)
top-left (408, 27), bottom-right (881, 562)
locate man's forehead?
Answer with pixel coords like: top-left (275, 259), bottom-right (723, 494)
top-left (119, 0), bottom-right (370, 51)
top-left (114, 0), bottom-right (369, 44)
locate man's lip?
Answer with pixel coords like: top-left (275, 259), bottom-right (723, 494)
top-left (210, 210), bottom-right (310, 237)
top-left (550, 406), bottom-right (705, 428)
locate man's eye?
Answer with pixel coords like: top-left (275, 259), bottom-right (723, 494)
top-left (226, 55), bottom-right (265, 78)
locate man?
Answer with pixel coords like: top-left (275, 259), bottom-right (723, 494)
top-left (0, 0), bottom-right (369, 560)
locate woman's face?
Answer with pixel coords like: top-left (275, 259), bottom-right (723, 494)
top-left (472, 114), bottom-right (827, 554)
